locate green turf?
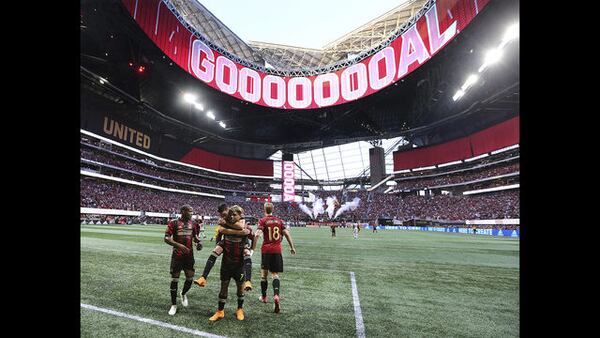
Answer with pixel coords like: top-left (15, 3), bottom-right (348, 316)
top-left (81, 224), bottom-right (519, 337)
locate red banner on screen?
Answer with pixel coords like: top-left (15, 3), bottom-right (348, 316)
top-left (121, 0), bottom-right (489, 109)
top-left (282, 161), bottom-right (295, 202)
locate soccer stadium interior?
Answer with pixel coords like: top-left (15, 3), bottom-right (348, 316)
top-left (81, 0), bottom-right (520, 336)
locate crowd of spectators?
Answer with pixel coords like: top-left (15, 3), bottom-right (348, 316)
top-left (80, 135), bottom-right (519, 224)
top-left (81, 140), bottom-right (271, 193)
top-left (394, 162), bottom-right (519, 190)
top-left (394, 148), bottom-right (519, 179)
top-left (81, 177), bottom-right (519, 222)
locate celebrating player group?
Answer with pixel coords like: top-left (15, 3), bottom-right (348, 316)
top-left (163, 202), bottom-right (296, 321)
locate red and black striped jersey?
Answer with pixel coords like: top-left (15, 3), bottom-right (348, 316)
top-left (165, 219), bottom-right (199, 258)
top-left (222, 239), bottom-right (244, 266)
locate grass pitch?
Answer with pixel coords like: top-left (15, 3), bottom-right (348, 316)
top-left (81, 224), bottom-right (519, 337)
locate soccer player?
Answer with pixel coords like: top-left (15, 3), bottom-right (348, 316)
top-left (330, 224), bottom-right (336, 237)
top-left (163, 205), bottom-right (202, 316)
top-left (195, 215), bottom-right (206, 239)
top-left (252, 202), bottom-right (296, 313)
top-left (194, 204), bottom-right (254, 290)
top-left (372, 224), bottom-right (378, 233)
top-left (208, 205), bottom-right (249, 321)
top-left (353, 223), bottom-right (359, 239)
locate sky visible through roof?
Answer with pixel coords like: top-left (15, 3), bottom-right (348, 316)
top-left (196, 0), bottom-right (411, 49)
top-left (194, 0), bottom-right (412, 181)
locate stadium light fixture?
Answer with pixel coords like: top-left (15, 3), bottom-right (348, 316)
top-left (479, 48), bottom-right (503, 73)
top-left (206, 111), bottom-right (216, 120)
top-left (219, 121), bottom-right (227, 128)
top-left (194, 103), bottom-right (204, 111)
top-left (453, 89), bottom-right (465, 101)
top-left (485, 48), bottom-right (503, 64)
top-left (183, 93), bottom-right (197, 103)
top-left (501, 23), bottom-right (519, 47)
top-left (461, 74), bottom-right (479, 90)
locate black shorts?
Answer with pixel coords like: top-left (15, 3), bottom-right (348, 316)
top-left (261, 253), bottom-right (283, 273)
top-left (170, 255), bottom-right (195, 275)
top-left (220, 263), bottom-right (245, 282)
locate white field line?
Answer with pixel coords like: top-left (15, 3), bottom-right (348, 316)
top-left (350, 272), bottom-right (366, 338)
top-left (81, 303), bottom-right (226, 338)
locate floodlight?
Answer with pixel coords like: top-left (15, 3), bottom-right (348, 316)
top-left (453, 89), bottom-right (465, 101)
top-left (502, 23), bottom-right (519, 45)
top-left (484, 48), bottom-right (502, 65)
top-left (183, 93), bottom-right (197, 103)
top-left (461, 74), bottom-right (479, 90)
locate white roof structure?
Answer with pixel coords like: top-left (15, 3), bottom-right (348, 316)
top-left (169, 0), bottom-right (429, 73)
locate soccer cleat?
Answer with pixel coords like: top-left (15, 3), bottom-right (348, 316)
top-left (180, 292), bottom-right (188, 307)
top-left (194, 276), bottom-right (207, 287)
top-left (168, 305), bottom-right (177, 316)
top-left (273, 295), bottom-right (280, 313)
top-left (258, 295), bottom-right (267, 303)
top-left (243, 280), bottom-right (253, 291)
top-left (235, 308), bottom-right (245, 321)
top-left (208, 310), bottom-right (225, 322)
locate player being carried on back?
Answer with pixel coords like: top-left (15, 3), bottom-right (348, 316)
top-left (194, 203), bottom-right (255, 291)
top-left (207, 205), bottom-right (251, 321)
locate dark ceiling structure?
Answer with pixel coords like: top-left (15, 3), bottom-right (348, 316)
top-left (80, 0), bottom-right (519, 159)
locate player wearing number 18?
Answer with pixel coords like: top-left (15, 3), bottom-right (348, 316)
top-left (252, 202), bottom-right (296, 314)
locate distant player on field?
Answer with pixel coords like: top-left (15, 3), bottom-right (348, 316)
top-left (330, 224), bottom-right (336, 237)
top-left (194, 215), bottom-right (206, 239)
top-left (252, 202), bottom-right (296, 313)
top-left (353, 223), bottom-right (359, 239)
top-left (208, 205), bottom-right (250, 321)
top-left (163, 205), bottom-right (201, 316)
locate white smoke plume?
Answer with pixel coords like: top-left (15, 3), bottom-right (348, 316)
top-left (298, 203), bottom-right (314, 219)
top-left (312, 198), bottom-right (325, 219)
top-left (307, 192), bottom-right (316, 203)
top-left (326, 196), bottom-right (338, 219)
top-left (333, 197), bottom-right (361, 219)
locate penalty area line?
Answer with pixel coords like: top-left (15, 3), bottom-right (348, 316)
top-left (350, 272), bottom-right (366, 338)
top-left (81, 303), bottom-right (226, 338)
